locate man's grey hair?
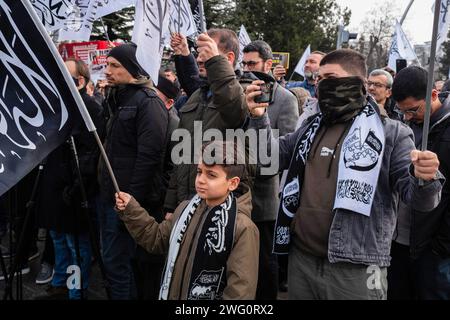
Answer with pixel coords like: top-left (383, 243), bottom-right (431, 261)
top-left (369, 69), bottom-right (394, 88)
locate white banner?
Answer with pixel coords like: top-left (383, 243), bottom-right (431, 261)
top-left (58, 0), bottom-right (99, 41)
top-left (238, 25), bottom-right (251, 63)
top-left (435, 0), bottom-right (450, 56)
top-left (132, 0), bottom-right (172, 85)
top-left (95, 0), bottom-right (136, 19)
top-left (165, 0), bottom-right (197, 44)
top-left (293, 44), bottom-right (311, 77)
top-left (388, 21), bottom-right (418, 71)
top-left (31, 0), bottom-right (76, 32)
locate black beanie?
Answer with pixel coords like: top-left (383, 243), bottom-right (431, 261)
top-left (157, 73), bottom-right (180, 99)
top-left (107, 43), bottom-right (149, 79)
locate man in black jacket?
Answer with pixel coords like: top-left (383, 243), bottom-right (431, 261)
top-left (390, 66), bottom-right (450, 300)
top-left (35, 58), bottom-right (104, 299)
top-left (97, 43), bottom-right (168, 300)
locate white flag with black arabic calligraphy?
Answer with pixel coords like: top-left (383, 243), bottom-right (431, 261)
top-left (132, 0), bottom-right (172, 85)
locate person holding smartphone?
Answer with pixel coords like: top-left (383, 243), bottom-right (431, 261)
top-left (242, 40), bottom-right (299, 300)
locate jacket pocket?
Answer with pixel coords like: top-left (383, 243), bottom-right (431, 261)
top-left (118, 106), bottom-right (137, 120)
top-left (180, 101), bottom-right (198, 113)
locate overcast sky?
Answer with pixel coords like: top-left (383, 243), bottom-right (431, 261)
top-left (336, 0), bottom-right (434, 45)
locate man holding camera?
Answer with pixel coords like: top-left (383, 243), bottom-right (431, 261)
top-left (245, 49), bottom-right (443, 300)
top-left (242, 40), bottom-right (298, 299)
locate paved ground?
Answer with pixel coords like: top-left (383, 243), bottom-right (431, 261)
top-left (0, 229), bottom-right (288, 300)
top-left (0, 229), bottom-right (107, 300)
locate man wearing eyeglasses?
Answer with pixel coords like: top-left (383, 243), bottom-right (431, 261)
top-left (367, 69), bottom-right (402, 121)
top-left (389, 66), bottom-right (450, 300)
top-left (242, 40), bottom-right (299, 300)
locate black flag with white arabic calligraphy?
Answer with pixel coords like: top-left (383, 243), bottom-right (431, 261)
top-left (0, 0), bottom-right (82, 196)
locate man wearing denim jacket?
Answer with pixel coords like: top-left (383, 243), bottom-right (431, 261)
top-left (245, 49), bottom-right (444, 300)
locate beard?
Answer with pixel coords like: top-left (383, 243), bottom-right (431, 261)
top-left (304, 70), bottom-right (314, 81)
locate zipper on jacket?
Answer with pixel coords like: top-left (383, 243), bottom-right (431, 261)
top-left (178, 206), bottom-right (209, 299)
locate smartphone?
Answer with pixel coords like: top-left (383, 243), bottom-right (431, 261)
top-left (254, 82), bottom-right (274, 104)
top-left (396, 59), bottom-right (407, 73)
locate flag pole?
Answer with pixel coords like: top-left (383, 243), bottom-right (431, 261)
top-left (420, 0), bottom-right (441, 185)
top-left (198, 0), bottom-right (206, 33)
top-left (400, 0), bottom-right (415, 25)
top-left (100, 17), bottom-right (111, 43)
top-left (178, 0), bottom-right (182, 34)
top-left (23, 0), bottom-right (120, 194)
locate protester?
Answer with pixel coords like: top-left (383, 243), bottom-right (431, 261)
top-left (97, 43), bottom-right (168, 300)
top-left (389, 66), bottom-right (450, 300)
top-left (242, 40), bottom-right (299, 299)
top-left (163, 67), bottom-right (178, 84)
top-left (246, 49), bottom-right (443, 300)
top-left (367, 69), bottom-right (402, 121)
top-left (155, 73), bottom-right (181, 202)
top-left (34, 58), bottom-right (103, 300)
top-left (383, 66), bottom-right (396, 79)
top-left (273, 51), bottom-right (325, 97)
top-left (289, 87), bottom-right (311, 116)
top-left (115, 141), bottom-right (259, 300)
top-left (163, 29), bottom-right (248, 217)
top-left (170, 33), bottom-right (202, 98)
top-left (434, 80), bottom-right (445, 93)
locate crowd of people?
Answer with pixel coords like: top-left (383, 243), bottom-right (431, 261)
top-left (0, 27), bottom-right (449, 301)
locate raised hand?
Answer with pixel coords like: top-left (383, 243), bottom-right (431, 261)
top-left (245, 80), bottom-right (270, 117)
top-left (170, 32), bottom-right (190, 56)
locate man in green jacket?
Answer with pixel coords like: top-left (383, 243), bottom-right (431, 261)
top-left (164, 29), bottom-right (247, 214)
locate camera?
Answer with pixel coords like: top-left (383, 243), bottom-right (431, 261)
top-left (240, 71), bottom-right (275, 104)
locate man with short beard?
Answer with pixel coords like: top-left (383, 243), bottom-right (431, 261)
top-left (273, 51), bottom-right (325, 97)
top-left (242, 40), bottom-right (298, 300)
top-left (97, 43), bottom-right (168, 300)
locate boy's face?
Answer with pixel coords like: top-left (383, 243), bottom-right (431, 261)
top-left (195, 161), bottom-right (240, 207)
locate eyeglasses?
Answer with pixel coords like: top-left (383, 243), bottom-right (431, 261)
top-left (401, 104), bottom-right (422, 117)
top-left (241, 60), bottom-right (263, 68)
top-left (367, 81), bottom-right (389, 89)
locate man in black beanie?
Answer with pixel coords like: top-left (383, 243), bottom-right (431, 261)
top-left (97, 43), bottom-right (169, 300)
top-left (156, 74), bottom-right (180, 214)
top-left (156, 73), bottom-right (180, 117)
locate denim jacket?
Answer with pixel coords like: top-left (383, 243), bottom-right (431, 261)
top-left (248, 105), bottom-right (444, 267)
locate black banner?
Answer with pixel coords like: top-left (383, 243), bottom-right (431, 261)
top-left (0, 0), bottom-right (82, 196)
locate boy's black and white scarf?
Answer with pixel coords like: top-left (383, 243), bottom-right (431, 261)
top-left (273, 100), bottom-right (385, 254)
top-left (160, 194), bottom-right (237, 300)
